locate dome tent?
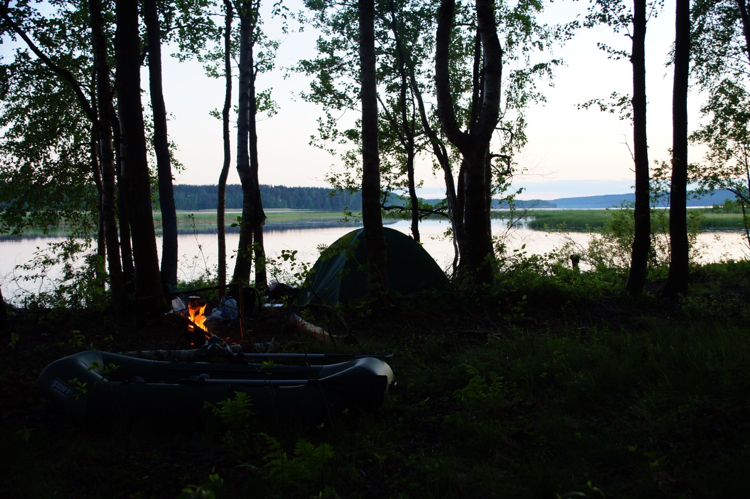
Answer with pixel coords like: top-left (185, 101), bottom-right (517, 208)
top-left (296, 227), bottom-right (449, 306)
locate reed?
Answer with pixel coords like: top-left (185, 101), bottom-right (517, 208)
top-left (524, 209), bottom-right (610, 230)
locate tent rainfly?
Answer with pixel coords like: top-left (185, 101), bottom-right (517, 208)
top-left (296, 227), bottom-right (449, 306)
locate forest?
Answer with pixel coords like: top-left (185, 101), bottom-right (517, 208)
top-left (173, 184), bottom-right (364, 211)
top-left (1, 0), bottom-right (750, 497)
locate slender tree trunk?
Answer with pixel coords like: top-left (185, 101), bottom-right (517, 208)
top-left (435, 0), bottom-right (502, 284)
top-left (386, 0), bottom-right (419, 243)
top-left (738, 0), bottom-right (750, 55)
top-left (89, 124), bottom-right (105, 266)
top-left (626, 0), bottom-right (651, 295)
top-left (90, 0), bottom-right (126, 311)
top-left (662, 0), bottom-right (691, 297)
top-left (115, 0), bottom-right (163, 313)
top-left (232, 0), bottom-right (267, 286)
top-left (233, 1), bottom-right (254, 283)
top-left (143, 0), bottom-right (178, 293)
top-left (407, 50), bottom-right (460, 271)
top-left (253, 220), bottom-right (267, 288)
top-left (218, 0), bottom-right (233, 297)
top-left (360, 0), bottom-right (388, 299)
top-left (248, 38), bottom-right (267, 289)
top-left (114, 116), bottom-right (135, 296)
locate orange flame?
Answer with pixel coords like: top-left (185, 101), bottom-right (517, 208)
top-left (188, 301), bottom-right (209, 336)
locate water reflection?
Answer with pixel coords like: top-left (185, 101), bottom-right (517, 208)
top-left (1, 220), bottom-right (747, 304)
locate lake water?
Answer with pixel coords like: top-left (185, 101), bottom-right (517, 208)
top-left (1, 219), bottom-right (748, 305)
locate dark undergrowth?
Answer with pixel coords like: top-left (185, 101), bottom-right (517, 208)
top-left (2, 260), bottom-right (750, 498)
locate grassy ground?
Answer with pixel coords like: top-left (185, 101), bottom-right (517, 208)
top-left (2, 260), bottom-right (749, 498)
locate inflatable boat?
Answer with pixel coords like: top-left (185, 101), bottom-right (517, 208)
top-left (37, 350), bottom-right (394, 424)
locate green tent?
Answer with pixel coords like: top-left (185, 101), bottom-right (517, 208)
top-left (296, 227), bottom-right (449, 306)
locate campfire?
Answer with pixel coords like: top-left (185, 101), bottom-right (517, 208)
top-left (170, 293), bottom-right (246, 348)
top-left (187, 296), bottom-right (209, 336)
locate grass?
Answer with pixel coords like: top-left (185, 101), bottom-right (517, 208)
top-left (3, 259), bottom-right (750, 497)
top-left (153, 210), bottom-right (358, 233)
top-left (523, 209), bottom-right (610, 230)
top-left (525, 208), bottom-right (747, 231)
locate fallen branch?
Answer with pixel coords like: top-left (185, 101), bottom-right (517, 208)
top-left (291, 314), bottom-right (337, 344)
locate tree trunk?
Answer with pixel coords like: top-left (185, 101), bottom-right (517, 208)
top-left (626, 0), bottom-right (651, 295)
top-left (359, 0), bottom-right (388, 300)
top-left (232, 1), bottom-right (267, 285)
top-left (143, 0), bottom-right (178, 293)
top-left (90, 0), bottom-right (126, 312)
top-left (249, 61), bottom-right (267, 289)
top-left (88, 124), bottom-right (106, 283)
top-left (406, 44), bottom-right (460, 272)
top-left (738, 0), bottom-right (750, 56)
top-left (115, 0), bottom-right (164, 313)
top-left (435, 0), bottom-right (502, 284)
top-left (114, 116), bottom-right (135, 297)
top-left (662, 0), bottom-right (691, 297)
top-left (0, 285), bottom-right (7, 328)
top-left (386, 0), bottom-right (419, 243)
top-left (254, 219), bottom-right (267, 288)
top-left (233, 1), bottom-right (253, 283)
top-left (218, 0), bottom-right (233, 297)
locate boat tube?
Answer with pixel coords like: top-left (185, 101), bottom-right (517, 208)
top-left (37, 350), bottom-right (394, 424)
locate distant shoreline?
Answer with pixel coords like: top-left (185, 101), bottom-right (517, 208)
top-left (2, 207), bottom-right (746, 240)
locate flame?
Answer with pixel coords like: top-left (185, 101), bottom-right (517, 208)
top-left (188, 301), bottom-right (209, 335)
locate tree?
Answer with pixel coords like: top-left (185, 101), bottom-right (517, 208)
top-left (0, 1), bottom-right (125, 309)
top-left (690, 81), bottom-right (750, 246)
top-left (232, 0), bottom-right (267, 287)
top-left (218, 0), bottom-right (234, 296)
top-left (360, 0), bottom-right (388, 298)
top-left (690, 0), bottom-right (750, 247)
top-left (661, 0), bottom-right (691, 297)
top-left (297, 0), bottom-right (435, 244)
top-left (581, 0), bottom-right (663, 295)
top-left (115, 0), bottom-right (164, 312)
top-left (435, 0), bottom-right (502, 284)
top-left (90, 0), bottom-right (126, 311)
top-left (143, 0), bottom-right (179, 293)
top-left (297, 0), bottom-right (563, 277)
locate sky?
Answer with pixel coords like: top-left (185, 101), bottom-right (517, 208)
top-left (3, 0), bottom-right (700, 200)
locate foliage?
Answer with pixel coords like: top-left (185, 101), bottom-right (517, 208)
top-left (177, 469), bottom-right (224, 499)
top-left (577, 0), bottom-right (665, 121)
top-left (0, 2), bottom-right (98, 237)
top-left (689, 79), bottom-right (750, 239)
top-left (205, 391), bottom-right (254, 428)
top-left (265, 248), bottom-right (313, 288)
top-left (689, 1), bottom-right (750, 245)
top-left (3, 259), bottom-right (750, 497)
top-left (260, 433), bottom-right (335, 495)
top-left (295, 0), bottom-right (568, 227)
top-left (11, 238), bottom-right (109, 311)
top-left (584, 201), bottom-right (703, 274)
top-left (205, 391), bottom-right (255, 451)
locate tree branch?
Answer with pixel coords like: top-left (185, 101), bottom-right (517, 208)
top-left (0, 5), bottom-right (96, 123)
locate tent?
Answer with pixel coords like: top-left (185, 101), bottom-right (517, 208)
top-left (296, 227), bottom-right (450, 306)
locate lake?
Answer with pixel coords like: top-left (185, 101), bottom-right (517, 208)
top-left (1, 219), bottom-right (748, 305)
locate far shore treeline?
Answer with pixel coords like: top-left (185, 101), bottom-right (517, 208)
top-left (172, 184), bottom-right (739, 212)
top-left (174, 184), bottom-right (363, 211)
